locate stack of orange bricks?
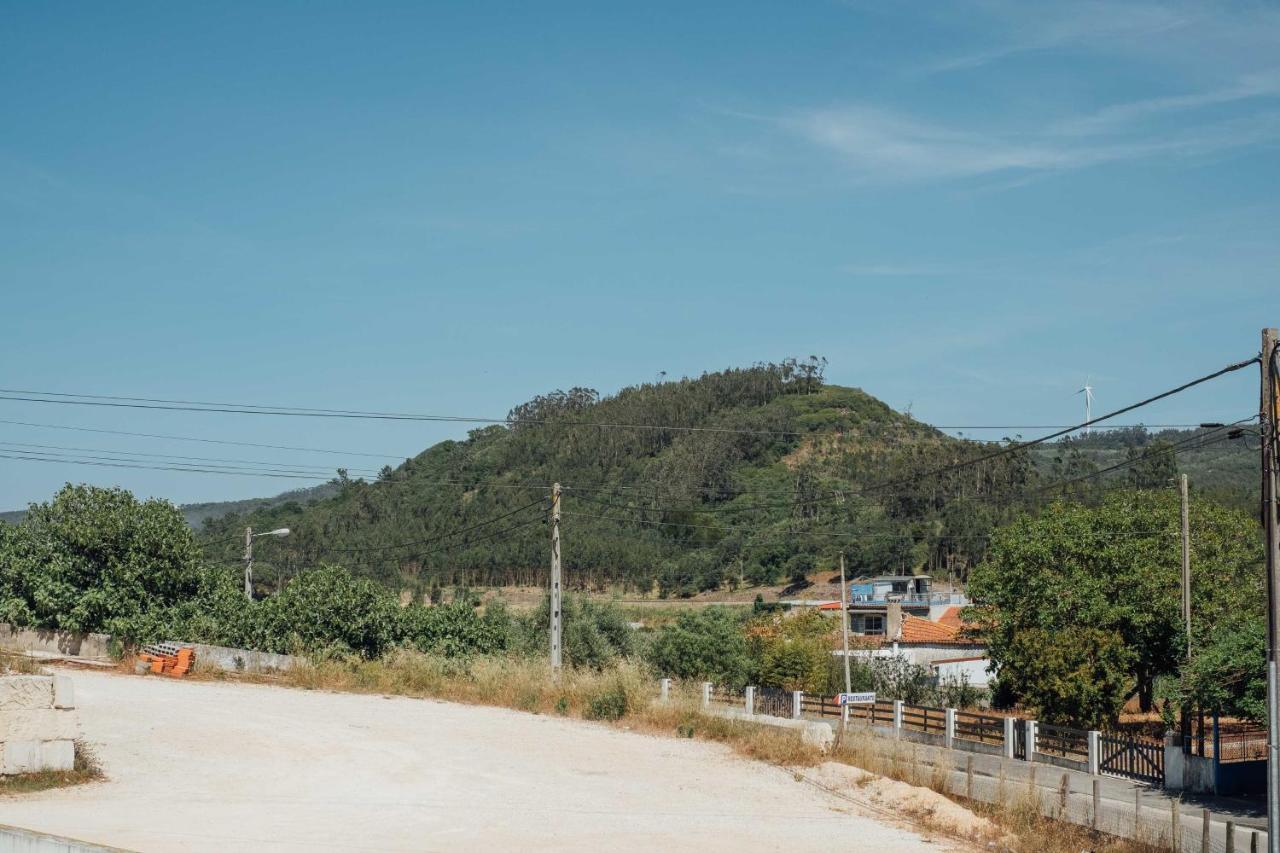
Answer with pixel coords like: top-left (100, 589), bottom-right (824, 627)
top-left (138, 642), bottom-right (196, 678)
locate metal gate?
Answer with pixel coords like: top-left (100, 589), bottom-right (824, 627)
top-left (1012, 719), bottom-right (1027, 760)
top-left (1099, 732), bottom-right (1164, 787)
top-left (755, 686), bottom-right (792, 717)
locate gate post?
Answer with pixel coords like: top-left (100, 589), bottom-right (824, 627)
top-left (1088, 730), bottom-right (1101, 775)
top-left (893, 700), bottom-right (904, 739)
top-left (1003, 716), bottom-right (1016, 759)
top-left (792, 691), bottom-right (803, 720)
top-left (660, 678), bottom-right (671, 703)
top-left (944, 708), bottom-right (957, 750)
top-left (744, 686), bottom-right (755, 716)
top-left (1025, 720), bottom-right (1039, 763)
top-left (701, 682), bottom-right (711, 708)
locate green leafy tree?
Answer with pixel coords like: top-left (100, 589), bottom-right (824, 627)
top-left (255, 565), bottom-right (401, 658)
top-left (0, 484), bottom-right (204, 638)
top-left (1178, 617), bottom-right (1267, 724)
top-left (996, 627), bottom-right (1134, 728)
top-left (646, 608), bottom-right (752, 688)
top-left (968, 491), bottom-right (1262, 720)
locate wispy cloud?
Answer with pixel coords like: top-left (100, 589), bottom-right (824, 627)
top-left (1054, 69), bottom-right (1280, 135)
top-left (922, 0), bottom-right (1195, 74)
top-left (771, 104), bottom-right (1280, 184)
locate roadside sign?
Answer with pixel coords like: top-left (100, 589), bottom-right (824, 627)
top-left (838, 692), bottom-right (875, 706)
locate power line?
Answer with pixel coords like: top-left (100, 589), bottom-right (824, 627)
top-left (0, 417), bottom-right (406, 460)
top-left (0, 385), bottom-right (1246, 440)
top-left (0, 451), bottom-right (331, 480)
top-left (0, 440), bottom-right (382, 476)
top-left (325, 499), bottom-right (548, 553)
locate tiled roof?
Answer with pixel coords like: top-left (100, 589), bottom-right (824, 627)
top-left (936, 606), bottom-right (965, 629)
top-left (898, 614), bottom-right (965, 644)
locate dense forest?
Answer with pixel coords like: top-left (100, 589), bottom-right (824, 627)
top-left (197, 360), bottom-right (1259, 597)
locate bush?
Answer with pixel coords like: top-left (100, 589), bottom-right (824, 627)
top-left (584, 682), bottom-right (629, 721)
top-left (255, 565), bottom-right (402, 658)
top-left (646, 607), bottom-right (751, 688)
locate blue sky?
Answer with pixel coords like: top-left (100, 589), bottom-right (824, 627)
top-left (2, 0), bottom-right (1278, 508)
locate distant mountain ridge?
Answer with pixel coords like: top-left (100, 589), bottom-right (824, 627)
top-left (2, 482), bottom-right (339, 529)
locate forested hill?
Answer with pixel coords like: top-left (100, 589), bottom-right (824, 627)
top-left (197, 362), bottom-right (1256, 597)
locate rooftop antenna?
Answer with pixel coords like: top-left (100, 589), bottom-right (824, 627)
top-left (1076, 377), bottom-right (1094, 437)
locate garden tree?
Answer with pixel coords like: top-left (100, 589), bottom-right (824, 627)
top-left (254, 565), bottom-right (403, 658)
top-left (968, 490), bottom-right (1263, 723)
top-left (400, 599), bottom-right (510, 658)
top-left (1125, 439), bottom-right (1179, 490)
top-left (1177, 617), bottom-right (1267, 724)
top-left (646, 607), bottom-right (753, 688)
top-left (993, 627), bottom-right (1134, 729)
top-left (511, 595), bottom-right (633, 669)
top-left (747, 610), bottom-right (834, 693)
top-left (0, 484), bottom-right (205, 636)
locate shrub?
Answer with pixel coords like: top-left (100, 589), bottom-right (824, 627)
top-left (646, 607), bottom-right (751, 688)
top-left (584, 682), bottom-right (629, 721)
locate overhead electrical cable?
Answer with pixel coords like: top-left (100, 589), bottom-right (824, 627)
top-left (0, 417), bottom-right (406, 460)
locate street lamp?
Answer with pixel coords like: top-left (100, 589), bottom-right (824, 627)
top-left (243, 527), bottom-right (290, 599)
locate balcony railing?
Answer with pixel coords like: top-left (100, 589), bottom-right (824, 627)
top-left (848, 592), bottom-right (967, 606)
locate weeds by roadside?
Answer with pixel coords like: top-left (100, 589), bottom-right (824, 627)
top-left (0, 741), bottom-right (104, 796)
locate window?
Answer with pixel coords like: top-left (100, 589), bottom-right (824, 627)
top-left (859, 615), bottom-right (884, 636)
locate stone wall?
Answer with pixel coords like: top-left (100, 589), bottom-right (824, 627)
top-left (0, 675), bottom-right (79, 775)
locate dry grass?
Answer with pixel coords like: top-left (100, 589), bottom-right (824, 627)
top-left (0, 650), bottom-right (45, 675)
top-left (0, 741), bottom-right (104, 796)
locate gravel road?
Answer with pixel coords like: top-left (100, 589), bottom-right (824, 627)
top-left (0, 670), bottom-right (946, 852)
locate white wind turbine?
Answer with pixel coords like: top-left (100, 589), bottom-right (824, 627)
top-left (1077, 378), bottom-right (1095, 436)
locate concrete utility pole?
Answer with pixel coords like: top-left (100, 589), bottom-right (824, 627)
top-left (839, 553), bottom-right (852, 696)
top-left (1181, 473), bottom-right (1192, 659)
top-left (1262, 328), bottom-right (1280, 853)
top-left (550, 483), bottom-right (562, 670)
top-left (243, 526), bottom-right (254, 600)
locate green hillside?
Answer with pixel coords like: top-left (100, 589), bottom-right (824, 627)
top-left (197, 362), bottom-right (1260, 597)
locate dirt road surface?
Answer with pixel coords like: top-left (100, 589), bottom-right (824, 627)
top-left (0, 670), bottom-right (947, 852)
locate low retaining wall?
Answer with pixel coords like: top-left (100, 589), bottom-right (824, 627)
top-left (0, 625), bottom-right (111, 661)
top-left (0, 623), bottom-right (298, 675)
top-left (188, 643), bottom-right (298, 674)
top-left (0, 675), bottom-right (79, 776)
top-left (0, 823), bottom-right (132, 852)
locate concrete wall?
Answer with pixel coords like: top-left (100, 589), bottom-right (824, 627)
top-left (0, 675), bottom-right (78, 775)
top-left (1164, 740), bottom-right (1215, 793)
top-left (0, 823), bottom-right (130, 852)
top-left (0, 625), bottom-right (110, 661)
top-left (0, 623), bottom-right (298, 675)
top-left (931, 657), bottom-right (992, 687)
top-left (189, 643), bottom-right (298, 674)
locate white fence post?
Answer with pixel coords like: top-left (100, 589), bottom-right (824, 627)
top-left (1003, 716), bottom-right (1016, 759)
top-left (944, 708), bottom-right (957, 750)
top-left (893, 700), bottom-right (904, 738)
top-left (1025, 720), bottom-right (1038, 763)
top-left (660, 678), bottom-right (671, 703)
top-left (701, 682), bottom-right (712, 708)
top-left (1087, 730), bottom-right (1101, 775)
top-left (744, 686), bottom-right (755, 716)
top-left (792, 691), bottom-right (803, 720)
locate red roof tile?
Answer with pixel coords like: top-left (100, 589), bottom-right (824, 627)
top-left (898, 615), bottom-right (964, 644)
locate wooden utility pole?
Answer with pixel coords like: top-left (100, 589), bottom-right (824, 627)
top-left (243, 526), bottom-right (254, 600)
top-left (1262, 328), bottom-right (1280, 853)
top-left (550, 483), bottom-right (562, 670)
top-left (1181, 473), bottom-right (1192, 658)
